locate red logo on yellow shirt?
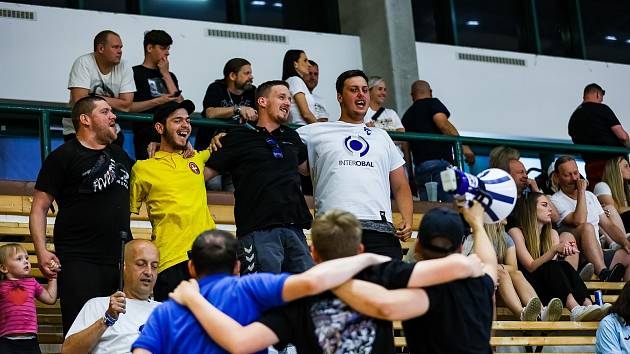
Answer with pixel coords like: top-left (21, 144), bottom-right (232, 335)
top-left (189, 162), bottom-right (200, 174)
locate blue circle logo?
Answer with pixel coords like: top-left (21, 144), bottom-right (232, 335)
top-left (344, 136), bottom-right (370, 157)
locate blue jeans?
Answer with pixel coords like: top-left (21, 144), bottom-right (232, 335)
top-left (238, 226), bottom-right (314, 275)
top-left (414, 159), bottom-right (454, 202)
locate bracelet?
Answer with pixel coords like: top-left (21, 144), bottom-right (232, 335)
top-left (103, 312), bottom-right (117, 327)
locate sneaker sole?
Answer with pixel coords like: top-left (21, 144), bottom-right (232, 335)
top-left (579, 263), bottom-right (594, 282)
top-left (544, 298), bottom-right (563, 322)
top-left (579, 306), bottom-right (603, 322)
top-left (522, 298), bottom-right (542, 321)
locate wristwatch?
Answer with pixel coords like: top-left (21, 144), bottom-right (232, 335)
top-left (233, 105), bottom-right (241, 117)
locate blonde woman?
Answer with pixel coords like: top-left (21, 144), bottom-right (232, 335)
top-left (485, 221), bottom-right (560, 321)
top-left (509, 192), bottom-right (609, 321)
top-left (594, 156), bottom-right (630, 237)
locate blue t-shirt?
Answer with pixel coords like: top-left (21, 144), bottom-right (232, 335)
top-left (132, 272), bottom-right (290, 354)
top-left (596, 313), bottom-right (630, 354)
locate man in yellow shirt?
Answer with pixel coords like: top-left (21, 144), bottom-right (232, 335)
top-left (130, 100), bottom-right (215, 301)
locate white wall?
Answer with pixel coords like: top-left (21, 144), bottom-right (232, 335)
top-left (2, 2), bottom-right (630, 142)
top-left (0, 2), bottom-right (363, 120)
top-left (415, 42), bottom-right (630, 140)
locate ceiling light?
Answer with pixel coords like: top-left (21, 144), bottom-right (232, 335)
top-left (465, 20), bottom-right (479, 26)
top-left (605, 35), bottom-right (617, 41)
top-left (251, 1), bottom-right (266, 6)
top-left (272, 2), bottom-right (282, 7)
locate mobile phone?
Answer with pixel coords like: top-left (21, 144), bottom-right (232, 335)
top-left (173, 90), bottom-right (182, 97)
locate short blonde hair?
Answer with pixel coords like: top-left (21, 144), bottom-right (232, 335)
top-left (311, 209), bottom-right (362, 261)
top-left (0, 243), bottom-right (27, 280)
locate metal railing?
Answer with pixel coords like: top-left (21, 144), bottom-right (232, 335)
top-left (2, 99), bottom-right (630, 167)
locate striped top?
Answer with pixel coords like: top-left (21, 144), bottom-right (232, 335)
top-left (0, 278), bottom-right (43, 336)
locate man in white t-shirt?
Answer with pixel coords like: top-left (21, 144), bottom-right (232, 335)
top-left (304, 60), bottom-right (329, 122)
top-left (297, 70), bottom-right (413, 259)
top-left (64, 30), bottom-right (136, 146)
top-left (62, 240), bottom-right (160, 354)
top-left (550, 155), bottom-right (630, 281)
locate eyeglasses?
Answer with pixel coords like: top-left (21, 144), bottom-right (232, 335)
top-left (266, 136), bottom-right (284, 159)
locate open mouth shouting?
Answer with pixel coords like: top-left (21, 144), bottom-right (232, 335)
top-left (355, 99), bottom-right (367, 109)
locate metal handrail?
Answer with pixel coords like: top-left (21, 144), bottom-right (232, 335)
top-left (2, 99), bottom-right (630, 167)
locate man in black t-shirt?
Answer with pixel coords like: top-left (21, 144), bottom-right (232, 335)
top-left (402, 80), bottom-right (475, 202)
top-left (197, 58), bottom-right (257, 191)
top-left (205, 80), bottom-right (313, 275)
top-left (167, 208), bottom-right (485, 354)
top-left (568, 83), bottom-right (630, 187)
top-left (30, 96), bottom-right (133, 335)
top-left (129, 30), bottom-right (183, 160)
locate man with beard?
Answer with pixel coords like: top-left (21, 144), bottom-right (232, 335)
top-left (196, 58), bottom-right (256, 191)
top-left (205, 80), bottom-right (314, 275)
top-left (195, 58), bottom-right (256, 151)
top-left (297, 70), bottom-right (414, 259)
top-left (130, 100), bottom-right (216, 300)
top-left (30, 96), bottom-right (134, 335)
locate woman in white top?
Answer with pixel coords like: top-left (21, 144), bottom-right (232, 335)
top-left (282, 50), bottom-right (317, 126)
top-left (593, 156), bottom-right (630, 245)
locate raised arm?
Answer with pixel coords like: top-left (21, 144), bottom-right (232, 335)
top-left (562, 180), bottom-right (588, 226)
top-left (406, 253), bottom-right (484, 287)
top-left (62, 292), bottom-right (127, 354)
top-left (281, 253), bottom-right (390, 302)
top-left (461, 201), bottom-right (497, 284)
top-left (333, 280), bottom-right (428, 320)
top-left (169, 279), bottom-right (278, 354)
top-left (30, 190), bottom-right (60, 278)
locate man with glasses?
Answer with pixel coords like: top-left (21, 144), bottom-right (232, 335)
top-left (569, 83), bottom-right (630, 187)
top-left (204, 80), bottom-right (314, 275)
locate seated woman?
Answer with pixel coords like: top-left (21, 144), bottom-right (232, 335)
top-left (508, 192), bottom-right (610, 321)
top-left (596, 281), bottom-right (630, 353)
top-left (485, 221), bottom-right (562, 321)
top-left (594, 156), bottom-right (630, 247)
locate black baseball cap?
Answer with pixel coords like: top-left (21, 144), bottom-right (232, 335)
top-left (153, 99), bottom-right (195, 124)
top-left (418, 207), bottom-right (465, 253)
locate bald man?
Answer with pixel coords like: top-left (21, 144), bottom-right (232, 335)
top-left (401, 80), bottom-right (474, 202)
top-left (62, 240), bottom-right (160, 354)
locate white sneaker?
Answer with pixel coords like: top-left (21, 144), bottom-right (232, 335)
top-left (571, 305), bottom-right (601, 321)
top-left (599, 303), bottom-right (613, 318)
top-left (541, 298), bottom-right (563, 321)
top-left (520, 297), bottom-right (542, 321)
top-left (579, 263), bottom-right (594, 281)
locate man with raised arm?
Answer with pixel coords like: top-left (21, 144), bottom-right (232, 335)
top-left (129, 29), bottom-right (183, 160)
top-left (129, 100), bottom-right (215, 301)
top-left (165, 208), bottom-right (485, 354)
top-left (30, 96), bottom-right (133, 335)
top-left (131, 229), bottom-right (391, 354)
top-left (62, 240), bottom-right (160, 354)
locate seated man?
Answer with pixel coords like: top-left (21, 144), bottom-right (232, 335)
top-left (131, 229), bottom-right (393, 354)
top-left (550, 155), bottom-right (630, 281)
top-left (62, 240), bottom-right (160, 354)
top-left (166, 208), bottom-right (486, 354)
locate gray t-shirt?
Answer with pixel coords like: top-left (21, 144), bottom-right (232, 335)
top-left (463, 231), bottom-right (514, 264)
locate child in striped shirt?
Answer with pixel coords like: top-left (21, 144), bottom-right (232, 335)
top-left (0, 243), bottom-right (58, 354)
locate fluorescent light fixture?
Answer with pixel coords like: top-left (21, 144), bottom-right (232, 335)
top-left (626, 39), bottom-right (630, 44)
top-left (465, 20), bottom-right (479, 26)
top-left (273, 2), bottom-right (282, 7)
top-left (605, 35), bottom-right (617, 41)
top-left (251, 0), bottom-right (266, 6)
